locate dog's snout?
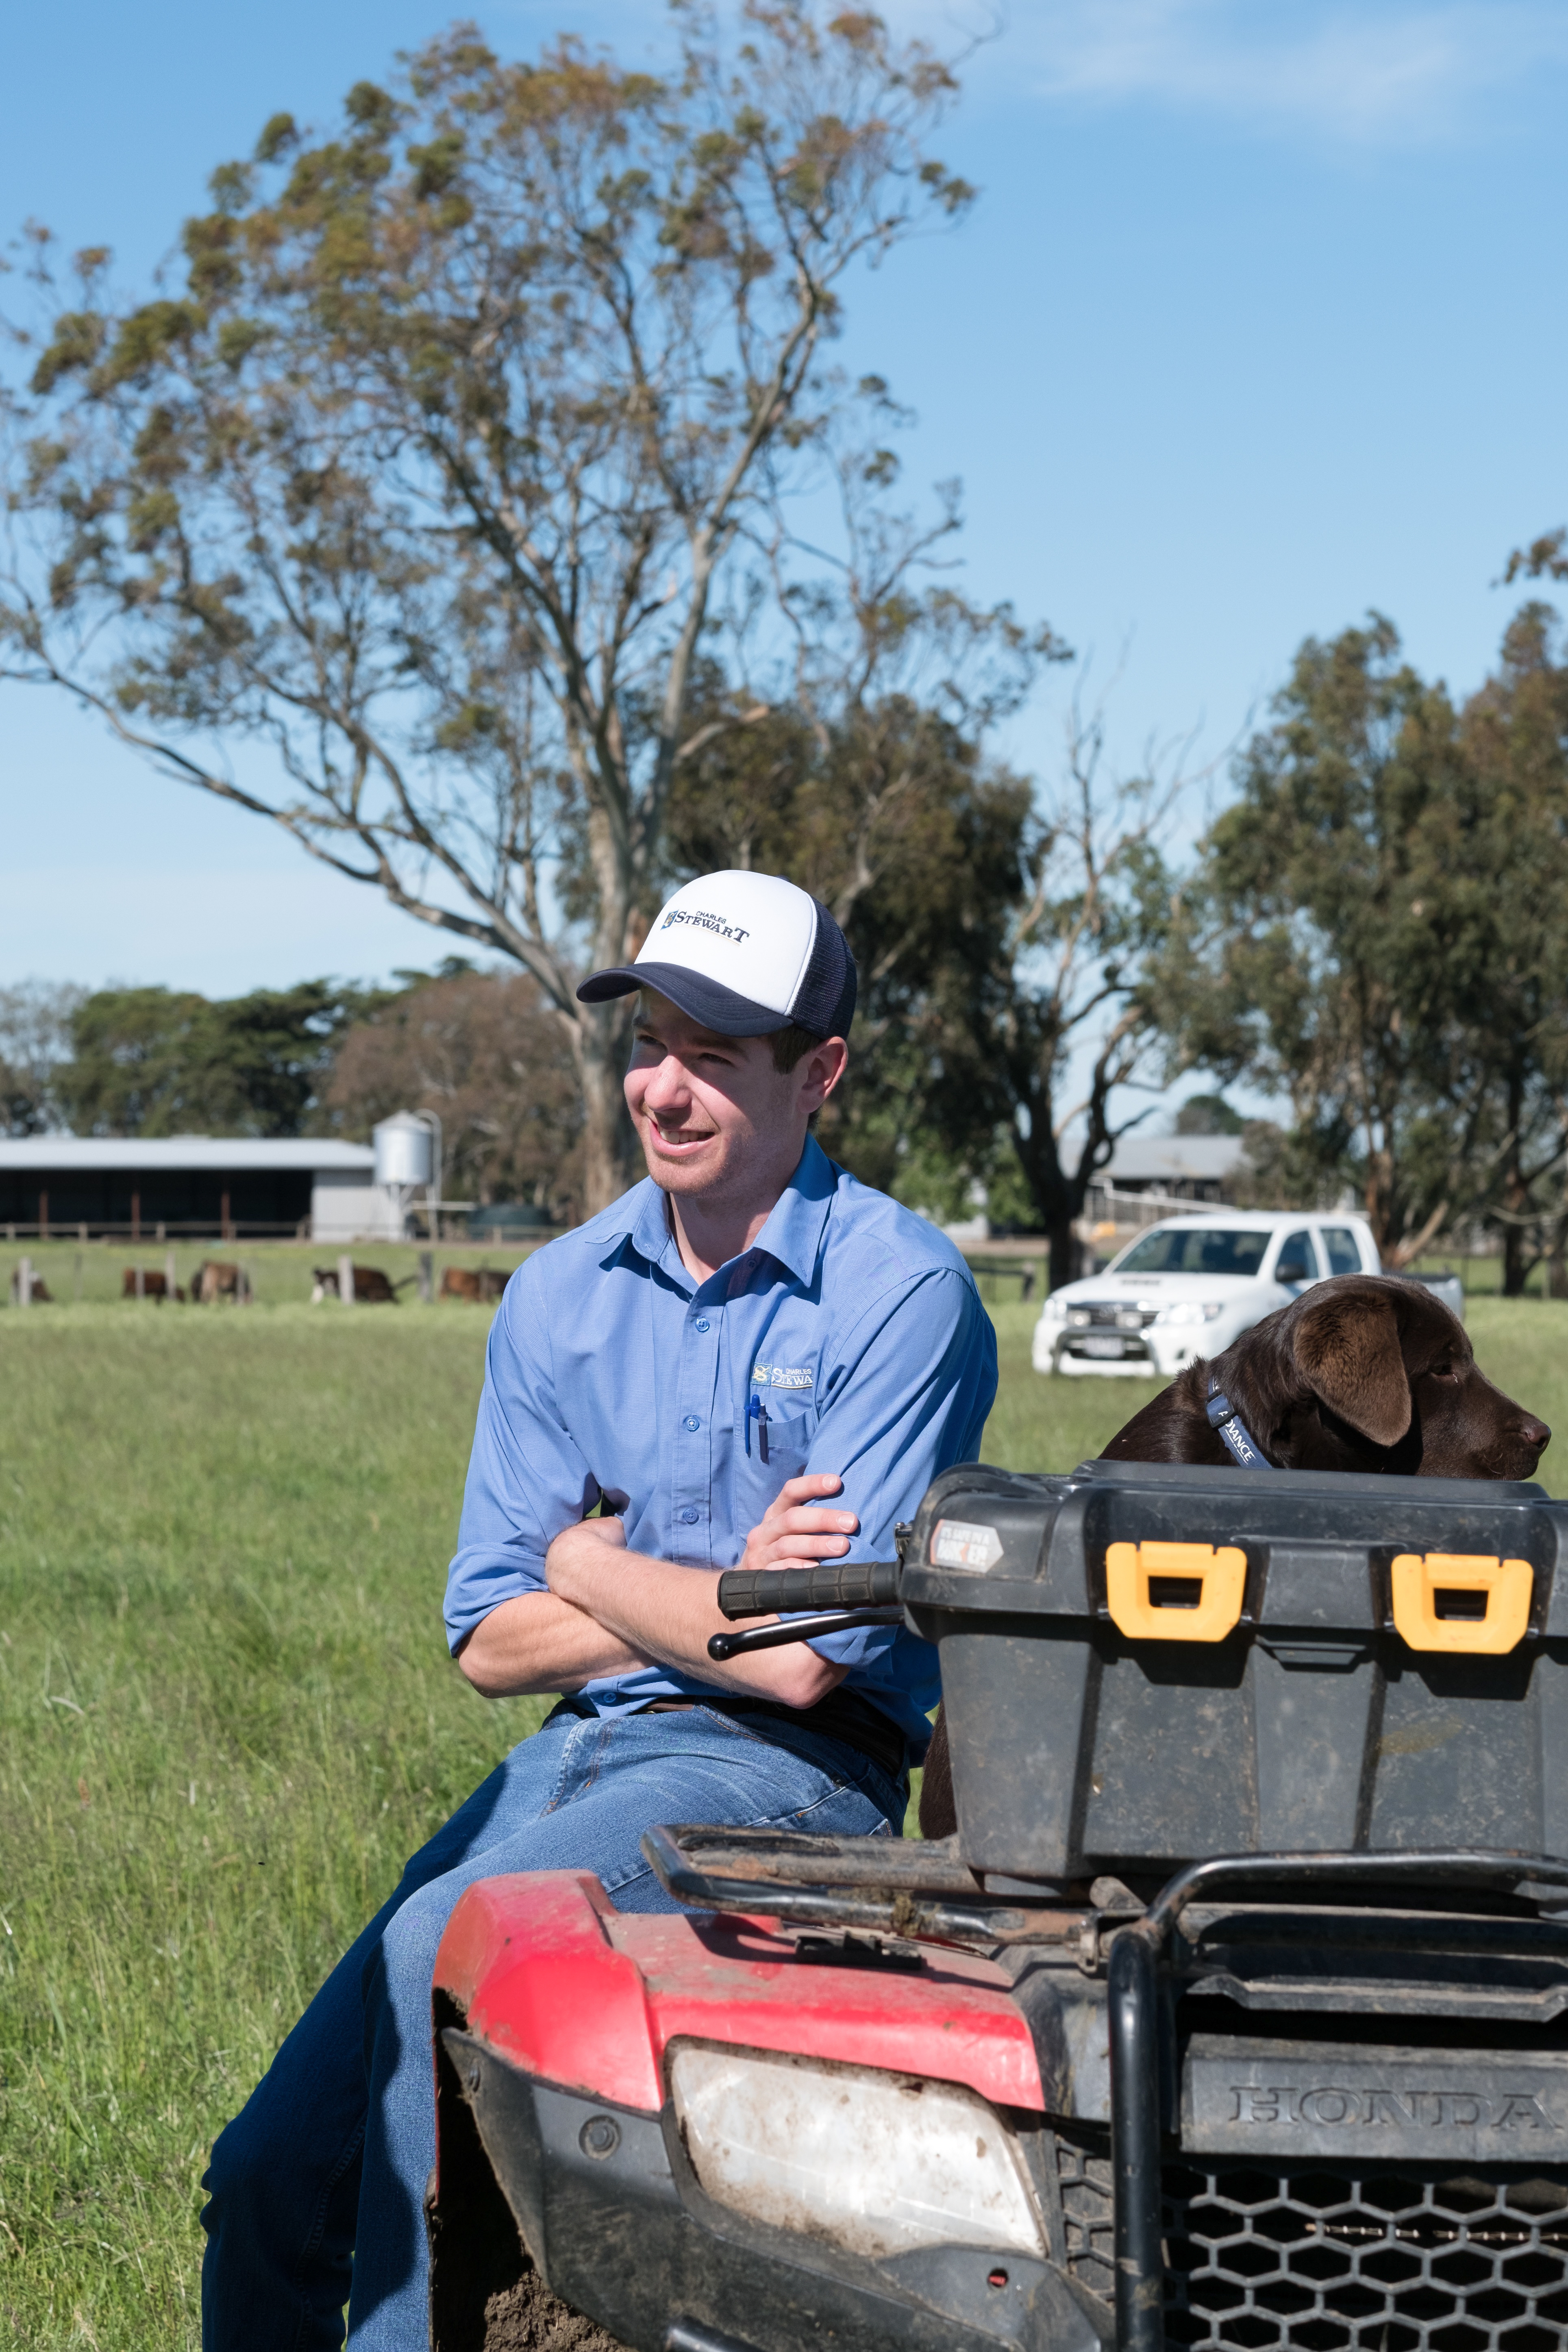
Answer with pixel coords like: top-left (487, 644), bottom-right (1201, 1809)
top-left (1521, 1416), bottom-right (1551, 1457)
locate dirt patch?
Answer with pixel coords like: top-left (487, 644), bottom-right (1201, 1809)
top-left (482, 2261), bottom-right (632, 2352)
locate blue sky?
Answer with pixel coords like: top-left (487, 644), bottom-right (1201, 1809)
top-left (2, 0), bottom-right (1565, 996)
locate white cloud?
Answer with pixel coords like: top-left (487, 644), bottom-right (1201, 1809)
top-left (915, 0), bottom-right (1568, 147)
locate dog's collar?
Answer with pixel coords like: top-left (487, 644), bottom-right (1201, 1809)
top-left (1206, 1376), bottom-right (1276, 1471)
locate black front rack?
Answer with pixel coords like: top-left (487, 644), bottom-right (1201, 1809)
top-left (640, 1822), bottom-right (1092, 1946)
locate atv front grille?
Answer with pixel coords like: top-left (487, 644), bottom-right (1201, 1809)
top-left (1163, 2163), bottom-right (1568, 2350)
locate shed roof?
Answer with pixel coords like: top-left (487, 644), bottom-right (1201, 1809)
top-left (0, 1137), bottom-right (375, 1172)
top-left (1101, 1134), bottom-right (1247, 1183)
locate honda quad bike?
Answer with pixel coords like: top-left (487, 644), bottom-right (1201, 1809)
top-left (426, 1458), bottom-right (1568, 2352)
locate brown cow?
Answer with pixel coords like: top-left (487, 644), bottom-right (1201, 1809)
top-left (9, 1268), bottom-right (53, 1303)
top-left (122, 1268), bottom-right (185, 1302)
top-left (439, 1266), bottom-right (510, 1304)
top-left (191, 1260), bottom-right (253, 1304)
top-left (311, 1264), bottom-right (411, 1304)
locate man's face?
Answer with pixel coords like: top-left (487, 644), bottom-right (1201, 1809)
top-left (624, 991), bottom-right (840, 1202)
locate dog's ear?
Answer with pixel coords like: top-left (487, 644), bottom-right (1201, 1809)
top-left (1290, 1281), bottom-right (1412, 1447)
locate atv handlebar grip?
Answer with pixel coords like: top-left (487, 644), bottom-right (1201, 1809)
top-left (715, 1559), bottom-right (900, 1621)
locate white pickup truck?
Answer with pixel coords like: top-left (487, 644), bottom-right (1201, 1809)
top-left (1032, 1209), bottom-right (1385, 1380)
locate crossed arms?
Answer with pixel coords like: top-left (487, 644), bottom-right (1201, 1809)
top-left (455, 1472), bottom-right (857, 1710)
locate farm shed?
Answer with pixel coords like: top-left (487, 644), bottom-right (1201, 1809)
top-left (1092, 1133), bottom-right (1247, 1204)
top-left (0, 1137), bottom-right (401, 1242)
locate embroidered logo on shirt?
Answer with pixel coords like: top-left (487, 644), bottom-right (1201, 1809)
top-left (752, 1362), bottom-right (815, 1391)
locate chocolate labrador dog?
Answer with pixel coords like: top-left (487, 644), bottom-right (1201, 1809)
top-left (918, 1274), bottom-right (1550, 1839)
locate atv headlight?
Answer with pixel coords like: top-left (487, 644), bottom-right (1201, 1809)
top-left (1153, 1300), bottom-right (1227, 1326)
top-left (670, 2043), bottom-right (1045, 2261)
top-left (1037, 1291), bottom-right (1068, 1322)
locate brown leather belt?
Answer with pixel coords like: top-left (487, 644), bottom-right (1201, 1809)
top-left (639, 1687), bottom-right (907, 1781)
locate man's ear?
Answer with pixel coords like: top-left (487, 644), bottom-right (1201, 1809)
top-left (1291, 1282), bottom-right (1411, 1447)
top-left (799, 1035), bottom-right (847, 1114)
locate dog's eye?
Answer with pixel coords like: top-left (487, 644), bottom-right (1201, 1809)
top-left (1429, 1361), bottom-right (1457, 1382)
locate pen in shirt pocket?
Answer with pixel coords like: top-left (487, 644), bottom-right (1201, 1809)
top-left (745, 1392), bottom-right (770, 1463)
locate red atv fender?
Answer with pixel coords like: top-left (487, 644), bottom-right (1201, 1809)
top-left (426, 1872), bottom-right (1104, 2352)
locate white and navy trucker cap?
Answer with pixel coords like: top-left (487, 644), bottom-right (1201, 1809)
top-left (576, 870), bottom-right (857, 1040)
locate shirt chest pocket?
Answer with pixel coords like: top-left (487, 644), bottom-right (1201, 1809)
top-left (735, 1400), bottom-right (815, 1520)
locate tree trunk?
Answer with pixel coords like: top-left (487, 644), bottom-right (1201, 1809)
top-left (1046, 1216), bottom-right (1080, 1295)
top-left (1501, 1072), bottom-right (1529, 1298)
top-left (574, 1000), bottom-right (640, 1216)
top-left (1362, 1144), bottom-right (1396, 1266)
top-left (1010, 1122), bottom-right (1081, 1296)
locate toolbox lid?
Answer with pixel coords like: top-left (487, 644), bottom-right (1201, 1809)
top-left (903, 1459), bottom-right (1567, 1643)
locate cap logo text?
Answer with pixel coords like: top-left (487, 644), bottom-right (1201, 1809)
top-left (661, 908), bottom-right (751, 944)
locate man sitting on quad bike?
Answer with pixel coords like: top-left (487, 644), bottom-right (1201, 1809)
top-left (199, 872), bottom-right (997, 2352)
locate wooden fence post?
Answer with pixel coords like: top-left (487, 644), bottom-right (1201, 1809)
top-left (17, 1256), bottom-right (34, 1307)
top-left (418, 1250), bottom-right (434, 1304)
top-left (166, 1247), bottom-right (178, 1301)
top-left (338, 1252), bottom-right (355, 1307)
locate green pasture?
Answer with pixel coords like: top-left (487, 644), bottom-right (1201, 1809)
top-left (2, 1292), bottom-right (1566, 2345)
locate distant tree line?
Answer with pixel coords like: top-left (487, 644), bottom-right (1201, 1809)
top-left (0, 965), bottom-right (582, 1221)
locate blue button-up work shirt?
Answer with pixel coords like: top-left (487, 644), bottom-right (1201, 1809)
top-left (444, 1136), bottom-right (998, 1752)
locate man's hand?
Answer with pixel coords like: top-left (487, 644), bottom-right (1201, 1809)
top-left (543, 1514), bottom-right (629, 1593)
top-left (542, 1504), bottom-right (848, 1708)
top-left (737, 1473), bottom-right (859, 1576)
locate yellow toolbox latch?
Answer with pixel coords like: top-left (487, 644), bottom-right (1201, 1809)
top-left (1105, 1541), bottom-right (1247, 1642)
top-left (1390, 1553), bottom-right (1533, 1654)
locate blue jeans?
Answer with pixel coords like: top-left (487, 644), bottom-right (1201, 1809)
top-left (200, 1702), bottom-right (905, 2350)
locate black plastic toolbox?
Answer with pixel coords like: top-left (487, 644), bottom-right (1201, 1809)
top-left (900, 1459), bottom-right (1568, 1881)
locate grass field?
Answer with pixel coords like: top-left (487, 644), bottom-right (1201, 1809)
top-left (3, 1287), bottom-right (1567, 2345)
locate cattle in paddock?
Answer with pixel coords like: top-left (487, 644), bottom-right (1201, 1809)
top-left (191, 1260), bottom-right (253, 1304)
top-left (311, 1263), bottom-right (412, 1304)
top-left (9, 1268), bottom-right (53, 1303)
top-left (121, 1268), bottom-right (185, 1302)
top-left (439, 1266), bottom-right (510, 1304)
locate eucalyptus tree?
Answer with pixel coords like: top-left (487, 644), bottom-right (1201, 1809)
top-left (1, 7), bottom-right (978, 1205)
top-left (1158, 611), bottom-right (1568, 1283)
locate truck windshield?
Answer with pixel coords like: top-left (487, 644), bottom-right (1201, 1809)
top-left (1113, 1228), bottom-right (1270, 1277)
